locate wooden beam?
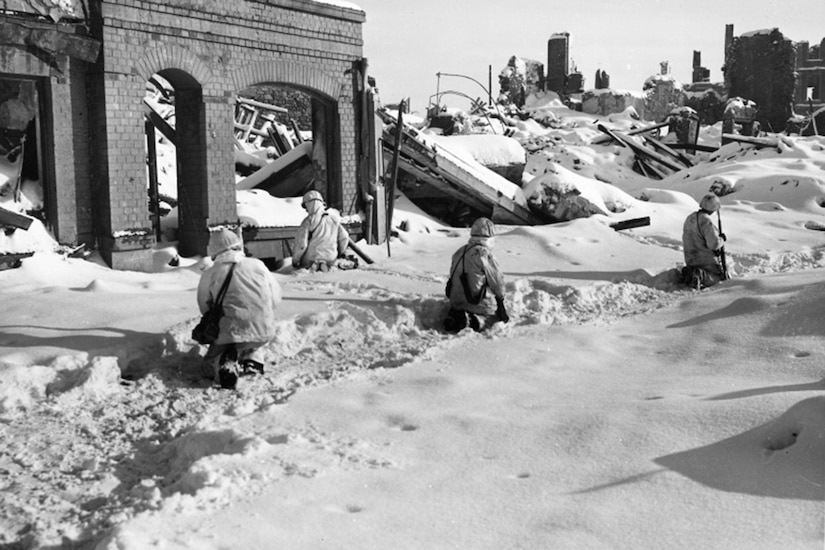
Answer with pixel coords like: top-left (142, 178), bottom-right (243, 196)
top-left (610, 216), bottom-right (650, 231)
top-left (0, 206), bottom-right (34, 230)
top-left (644, 135), bottom-right (694, 167)
top-left (290, 119), bottom-right (304, 143)
top-left (236, 97), bottom-right (288, 114)
top-left (633, 157), bottom-right (666, 180)
top-left (591, 120), bottom-right (669, 145)
top-left (347, 239), bottom-right (375, 264)
top-left (597, 124), bottom-right (685, 173)
top-left (665, 143), bottom-right (719, 153)
top-left (0, 252), bottom-right (33, 271)
top-left (720, 133), bottom-right (780, 148)
top-left (143, 100), bottom-right (176, 144)
top-left (385, 103), bottom-right (404, 257)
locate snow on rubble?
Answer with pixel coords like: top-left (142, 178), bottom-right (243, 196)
top-left (2, 91), bottom-right (825, 548)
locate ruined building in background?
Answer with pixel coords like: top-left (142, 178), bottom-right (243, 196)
top-left (794, 38), bottom-right (825, 113)
top-left (545, 33), bottom-right (584, 96)
top-left (580, 86), bottom-right (645, 119)
top-left (723, 25), bottom-right (796, 133)
top-left (498, 56), bottom-right (544, 108)
top-left (500, 24), bottom-right (819, 133)
top-left (685, 24), bottom-right (822, 133)
top-left (497, 32), bottom-right (585, 108)
top-left (683, 51), bottom-right (726, 125)
top-left (594, 69), bottom-right (610, 90)
top-left (641, 61), bottom-right (685, 122)
top-left (0, 0), bottom-right (375, 270)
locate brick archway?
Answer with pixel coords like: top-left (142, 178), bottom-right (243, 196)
top-left (133, 45), bottom-right (212, 87)
top-left (75, 0), bottom-right (364, 269)
top-left (233, 60), bottom-right (346, 210)
top-left (232, 60), bottom-right (342, 100)
top-left (136, 46), bottom-right (213, 258)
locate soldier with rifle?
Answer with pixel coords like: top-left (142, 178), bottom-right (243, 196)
top-left (681, 193), bottom-right (728, 289)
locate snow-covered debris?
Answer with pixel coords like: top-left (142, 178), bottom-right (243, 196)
top-left (3, 53), bottom-right (825, 548)
top-left (427, 134), bottom-right (526, 184)
top-left (0, 217), bottom-right (60, 254)
top-left (524, 163), bottom-right (636, 221)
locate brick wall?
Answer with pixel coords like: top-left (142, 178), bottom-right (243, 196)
top-left (795, 38), bottom-right (825, 109)
top-left (725, 29), bottom-right (796, 133)
top-left (87, 0), bottom-right (365, 267)
top-left (0, 36), bottom-right (95, 247)
top-left (546, 34), bottom-right (569, 94)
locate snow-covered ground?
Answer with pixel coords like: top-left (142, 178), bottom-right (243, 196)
top-left (1, 94), bottom-right (824, 549)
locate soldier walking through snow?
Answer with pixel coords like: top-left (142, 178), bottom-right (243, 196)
top-left (291, 190), bottom-right (350, 272)
top-left (197, 228), bottom-right (282, 389)
top-left (444, 217), bottom-right (509, 332)
top-left (682, 193), bottom-right (727, 289)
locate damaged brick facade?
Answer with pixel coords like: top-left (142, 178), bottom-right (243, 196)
top-left (545, 32), bottom-right (583, 96)
top-left (795, 38), bottom-right (825, 112)
top-left (724, 27), bottom-right (796, 133)
top-left (498, 56), bottom-right (544, 107)
top-left (0, 0), bottom-right (367, 270)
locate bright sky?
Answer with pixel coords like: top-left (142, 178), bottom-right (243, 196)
top-left (354, 0), bottom-right (825, 114)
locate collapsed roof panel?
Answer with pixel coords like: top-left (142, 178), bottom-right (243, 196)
top-left (378, 109), bottom-right (545, 226)
top-left (3, 0), bottom-right (86, 22)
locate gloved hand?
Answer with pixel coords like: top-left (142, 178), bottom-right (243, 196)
top-left (495, 296), bottom-right (510, 323)
top-left (719, 232), bottom-right (727, 241)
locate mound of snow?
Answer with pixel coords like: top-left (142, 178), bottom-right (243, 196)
top-left (524, 163), bottom-right (637, 221)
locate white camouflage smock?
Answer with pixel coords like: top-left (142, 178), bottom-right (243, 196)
top-left (196, 250), bottom-right (282, 346)
top-left (447, 236), bottom-right (506, 316)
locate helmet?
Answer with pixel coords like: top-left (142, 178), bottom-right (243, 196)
top-left (470, 217), bottom-right (495, 238)
top-left (699, 193), bottom-right (721, 212)
top-left (302, 190), bottom-right (324, 206)
top-left (207, 228), bottom-right (242, 258)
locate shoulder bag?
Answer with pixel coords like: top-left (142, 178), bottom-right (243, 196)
top-left (445, 245), bottom-right (486, 305)
top-left (192, 263), bottom-right (237, 345)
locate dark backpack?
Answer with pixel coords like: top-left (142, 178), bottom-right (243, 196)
top-left (445, 245), bottom-right (486, 304)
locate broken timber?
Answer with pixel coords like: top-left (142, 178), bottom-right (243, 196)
top-left (665, 143), bottom-right (719, 153)
top-left (379, 112), bottom-right (543, 226)
top-left (610, 216), bottom-right (650, 231)
top-left (143, 100), bottom-right (176, 144)
top-left (347, 238), bottom-right (375, 264)
top-left (720, 133), bottom-right (780, 149)
top-left (0, 205), bottom-right (34, 230)
top-left (384, 101), bottom-right (404, 256)
top-left (0, 252), bottom-right (33, 271)
top-left (590, 120), bottom-right (669, 145)
top-left (644, 136), bottom-right (693, 167)
top-left (597, 124), bottom-right (685, 174)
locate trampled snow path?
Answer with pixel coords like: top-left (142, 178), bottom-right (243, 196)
top-left (0, 252), bottom-right (822, 547)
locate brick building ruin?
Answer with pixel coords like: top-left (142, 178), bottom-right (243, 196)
top-left (502, 24), bottom-right (822, 134)
top-left (723, 25), bottom-right (796, 133)
top-left (795, 37), bottom-right (825, 112)
top-left (545, 33), bottom-right (583, 96)
top-left (0, 0), bottom-right (375, 271)
top-left (682, 51), bottom-right (726, 125)
top-left (680, 25), bottom-right (824, 134)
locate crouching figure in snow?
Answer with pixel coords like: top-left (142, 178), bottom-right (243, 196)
top-left (197, 228), bottom-right (282, 389)
top-left (291, 190), bottom-right (351, 272)
top-left (444, 217), bottom-right (509, 333)
top-left (681, 193), bottom-right (727, 289)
